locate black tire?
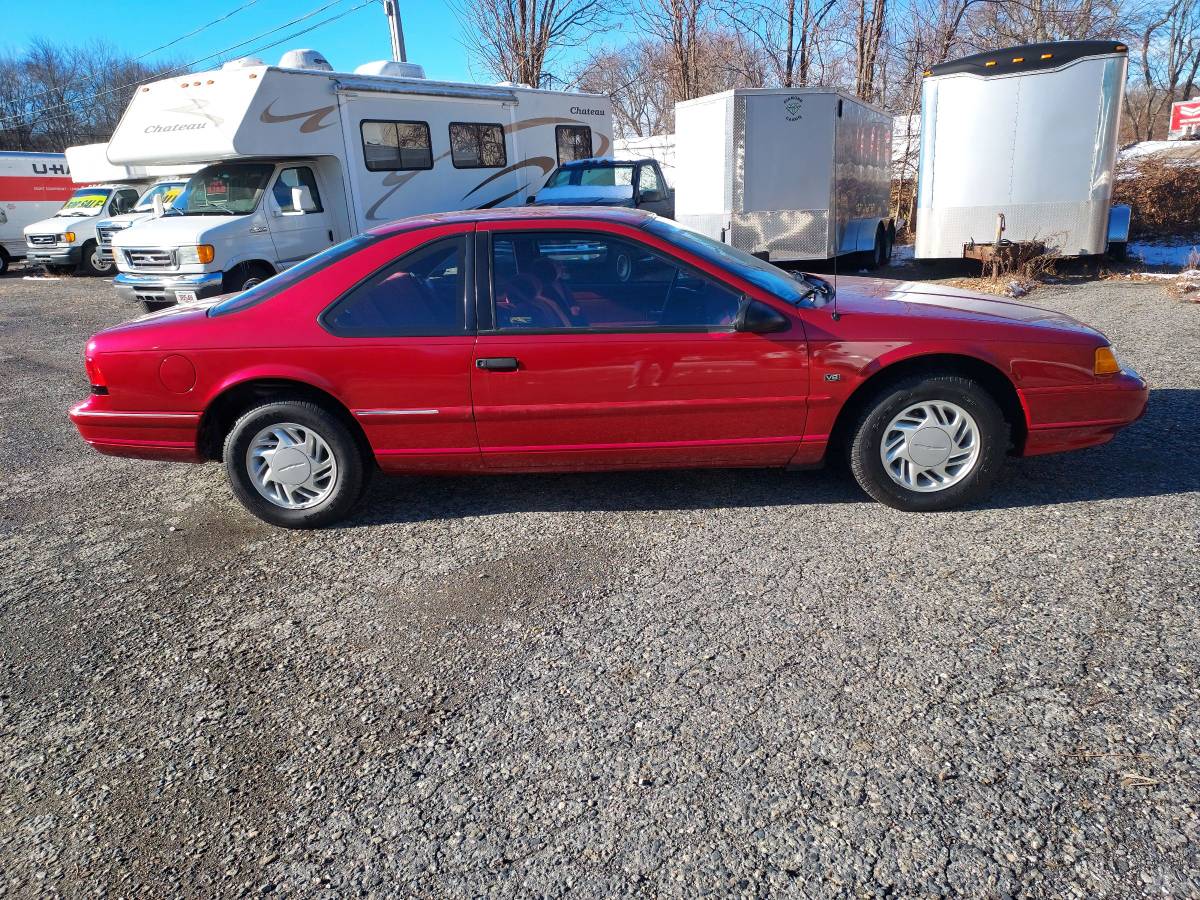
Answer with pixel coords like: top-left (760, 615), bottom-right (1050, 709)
top-left (0, 248), bottom-right (10, 275)
top-left (1108, 241), bottom-right (1127, 261)
top-left (223, 262), bottom-right (272, 294)
top-left (861, 229), bottom-right (886, 270)
top-left (141, 300), bottom-right (173, 313)
top-left (76, 240), bottom-right (114, 276)
top-left (848, 374), bottom-right (1008, 512)
top-left (223, 400), bottom-right (366, 528)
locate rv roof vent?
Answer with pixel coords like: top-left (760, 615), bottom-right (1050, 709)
top-left (354, 60), bottom-right (426, 79)
top-left (222, 56), bottom-right (265, 69)
top-left (278, 49), bottom-right (333, 71)
top-left (495, 80), bottom-right (533, 88)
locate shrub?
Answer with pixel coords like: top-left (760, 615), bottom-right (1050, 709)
top-left (1112, 157), bottom-right (1200, 239)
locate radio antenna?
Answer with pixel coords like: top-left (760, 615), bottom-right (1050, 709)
top-left (830, 93), bottom-right (841, 321)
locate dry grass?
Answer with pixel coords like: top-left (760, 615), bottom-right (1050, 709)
top-left (1112, 157), bottom-right (1200, 239)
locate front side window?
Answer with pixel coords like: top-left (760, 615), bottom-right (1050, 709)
top-left (361, 120), bottom-right (433, 171)
top-left (174, 163), bottom-right (274, 216)
top-left (637, 165), bottom-right (662, 194)
top-left (273, 166), bottom-right (324, 213)
top-left (111, 189), bottom-right (139, 215)
top-left (491, 231), bottom-right (742, 331)
top-left (555, 125), bottom-right (593, 164)
top-left (449, 122), bottom-right (506, 169)
top-left (322, 237), bottom-right (466, 337)
top-left (134, 182), bottom-right (185, 212)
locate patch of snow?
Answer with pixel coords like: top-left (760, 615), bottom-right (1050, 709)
top-left (1130, 240), bottom-right (1200, 267)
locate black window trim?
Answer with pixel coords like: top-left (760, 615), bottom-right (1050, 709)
top-left (554, 124), bottom-right (593, 165)
top-left (360, 118), bottom-right (434, 173)
top-left (318, 232), bottom-right (475, 338)
top-left (481, 228), bottom-right (752, 336)
top-left (448, 121), bottom-right (507, 170)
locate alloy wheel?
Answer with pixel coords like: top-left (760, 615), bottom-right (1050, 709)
top-left (879, 400), bottom-right (981, 493)
top-left (246, 422), bottom-right (338, 509)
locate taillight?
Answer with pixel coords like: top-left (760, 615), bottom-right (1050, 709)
top-left (84, 343), bottom-right (107, 394)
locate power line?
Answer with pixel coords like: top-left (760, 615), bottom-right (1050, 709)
top-left (9, 0), bottom-right (265, 109)
top-left (1, 0), bottom-right (372, 128)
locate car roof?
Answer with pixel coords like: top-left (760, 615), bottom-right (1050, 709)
top-left (367, 205), bottom-right (655, 237)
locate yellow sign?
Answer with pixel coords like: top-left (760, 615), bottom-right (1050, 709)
top-left (62, 193), bottom-right (107, 210)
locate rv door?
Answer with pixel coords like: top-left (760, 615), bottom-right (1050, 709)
top-left (267, 166), bottom-right (335, 267)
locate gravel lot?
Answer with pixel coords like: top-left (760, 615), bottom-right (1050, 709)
top-left (1, 268), bottom-right (1197, 898)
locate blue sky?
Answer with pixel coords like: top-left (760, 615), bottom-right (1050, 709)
top-left (2, 0), bottom-right (514, 84)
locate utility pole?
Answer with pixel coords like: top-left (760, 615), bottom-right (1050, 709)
top-left (383, 0), bottom-right (407, 62)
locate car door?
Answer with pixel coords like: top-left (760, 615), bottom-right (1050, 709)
top-left (267, 165), bottom-right (335, 269)
top-left (470, 224), bottom-right (809, 470)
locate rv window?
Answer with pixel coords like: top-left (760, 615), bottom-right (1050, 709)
top-left (555, 125), bottom-right (593, 164)
top-left (360, 120), bottom-right (433, 172)
top-left (321, 237), bottom-right (467, 337)
top-left (273, 167), bottom-right (324, 213)
top-left (449, 122), bottom-right (507, 169)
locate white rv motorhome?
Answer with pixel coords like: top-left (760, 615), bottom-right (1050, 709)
top-left (105, 50), bottom-right (614, 308)
top-left (20, 144), bottom-right (173, 276)
top-left (674, 88), bottom-right (895, 266)
top-left (915, 40), bottom-right (1130, 260)
top-left (0, 151), bottom-right (75, 274)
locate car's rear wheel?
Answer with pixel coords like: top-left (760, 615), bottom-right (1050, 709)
top-left (848, 374), bottom-right (1008, 511)
top-left (224, 400), bottom-right (365, 528)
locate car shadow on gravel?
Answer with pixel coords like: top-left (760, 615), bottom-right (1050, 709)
top-left (341, 388), bottom-right (1195, 526)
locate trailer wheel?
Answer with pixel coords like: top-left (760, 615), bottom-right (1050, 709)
top-left (864, 228), bottom-right (886, 269)
top-left (1107, 241), bottom-right (1127, 261)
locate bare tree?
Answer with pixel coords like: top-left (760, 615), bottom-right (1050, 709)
top-left (723, 0), bottom-right (838, 86)
top-left (454, 0), bottom-right (613, 86)
top-left (854, 0), bottom-right (889, 100)
top-left (1126, 0), bottom-right (1200, 140)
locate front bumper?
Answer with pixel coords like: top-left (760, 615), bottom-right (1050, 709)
top-left (1019, 369), bottom-right (1150, 456)
top-left (113, 271), bottom-right (225, 306)
top-left (26, 245), bottom-right (81, 266)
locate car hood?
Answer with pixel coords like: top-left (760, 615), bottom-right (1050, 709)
top-left (110, 212), bottom-right (257, 249)
top-left (99, 211), bottom-right (156, 228)
top-left (833, 275), bottom-right (1104, 339)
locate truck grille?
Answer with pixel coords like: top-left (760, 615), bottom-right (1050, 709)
top-left (97, 226), bottom-right (120, 247)
top-left (123, 248), bottom-right (175, 268)
top-left (27, 234), bottom-right (57, 246)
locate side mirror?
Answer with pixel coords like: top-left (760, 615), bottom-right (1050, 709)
top-left (526, 195), bottom-right (537, 204)
top-left (291, 185), bottom-right (317, 213)
top-left (152, 193), bottom-right (165, 218)
top-left (639, 189), bottom-right (665, 204)
top-left (737, 299), bottom-right (790, 334)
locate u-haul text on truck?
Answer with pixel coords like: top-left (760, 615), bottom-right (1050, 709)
top-left (105, 49), bottom-right (614, 308)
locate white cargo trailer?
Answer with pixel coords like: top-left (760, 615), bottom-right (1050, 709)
top-left (104, 50), bottom-right (613, 307)
top-left (674, 88), bottom-right (895, 266)
top-left (915, 40), bottom-right (1129, 260)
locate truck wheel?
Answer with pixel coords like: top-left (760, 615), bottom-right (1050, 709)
top-left (0, 248), bottom-right (9, 276)
top-left (76, 240), bottom-right (114, 276)
top-left (223, 263), bottom-right (273, 294)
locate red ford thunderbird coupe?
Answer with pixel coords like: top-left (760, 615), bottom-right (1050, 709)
top-left (70, 208), bottom-right (1148, 528)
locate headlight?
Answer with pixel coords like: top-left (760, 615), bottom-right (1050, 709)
top-left (178, 244), bottom-right (215, 265)
top-left (62, 232), bottom-right (76, 243)
top-left (1094, 345), bottom-right (1120, 375)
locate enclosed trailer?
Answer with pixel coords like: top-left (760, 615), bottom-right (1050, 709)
top-left (674, 88), bottom-right (894, 265)
top-left (103, 50), bottom-right (613, 306)
top-left (915, 40), bottom-right (1129, 260)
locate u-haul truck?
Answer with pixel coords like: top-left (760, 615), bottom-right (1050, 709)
top-left (0, 151), bottom-right (74, 275)
top-left (105, 49), bottom-right (614, 308)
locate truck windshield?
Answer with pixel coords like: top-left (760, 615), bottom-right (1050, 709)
top-left (56, 188), bottom-right (111, 217)
top-left (644, 219), bottom-right (811, 306)
top-left (172, 164), bottom-right (274, 216)
top-left (134, 181), bottom-right (186, 213)
top-left (546, 164), bottom-right (635, 188)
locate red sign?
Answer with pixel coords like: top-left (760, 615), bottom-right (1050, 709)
top-left (1170, 99), bottom-right (1200, 134)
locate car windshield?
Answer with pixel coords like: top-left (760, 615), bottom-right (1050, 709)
top-left (171, 163), bottom-right (274, 216)
top-left (546, 164), bottom-right (635, 188)
top-left (56, 188), bottom-right (111, 217)
top-left (644, 219), bottom-right (814, 306)
top-left (208, 233), bottom-right (380, 317)
top-left (134, 181), bottom-right (186, 213)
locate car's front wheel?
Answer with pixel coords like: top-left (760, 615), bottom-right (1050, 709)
top-left (848, 374), bottom-right (1008, 511)
top-left (224, 400), bottom-right (365, 528)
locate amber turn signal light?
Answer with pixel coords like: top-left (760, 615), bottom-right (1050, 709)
top-left (1094, 346), bottom-right (1120, 375)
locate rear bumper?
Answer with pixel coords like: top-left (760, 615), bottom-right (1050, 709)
top-left (1018, 370), bottom-right (1149, 457)
top-left (69, 396), bottom-right (204, 462)
top-left (113, 271), bottom-right (225, 306)
top-left (26, 245), bottom-right (81, 266)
